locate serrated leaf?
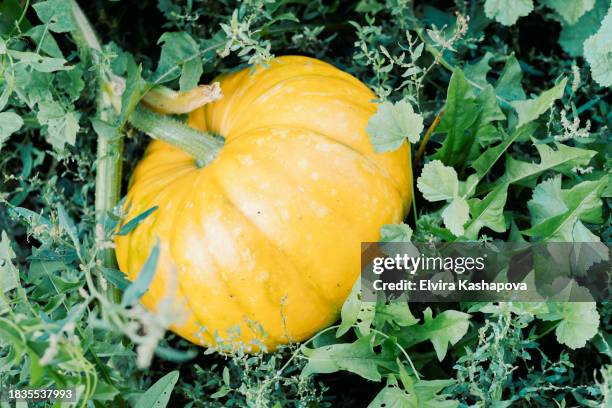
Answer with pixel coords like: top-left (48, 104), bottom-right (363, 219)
top-left (525, 175), bottom-right (607, 241)
top-left (121, 241), bottom-right (160, 307)
top-left (36, 100), bottom-right (79, 150)
top-left (153, 32), bottom-right (201, 85)
top-left (484, 0), bottom-right (534, 26)
top-left (510, 78), bottom-right (567, 127)
top-left (501, 142), bottom-right (597, 187)
top-left (381, 223), bottom-right (413, 242)
top-left (417, 160), bottom-right (459, 202)
top-left (366, 99), bottom-right (424, 152)
top-left (583, 4), bottom-right (612, 87)
top-left (541, 0), bottom-right (596, 24)
top-left (538, 303), bottom-right (599, 349)
top-left (134, 370), bottom-right (179, 408)
top-left (463, 52), bottom-right (494, 88)
top-left (0, 111), bottom-right (23, 151)
top-left (464, 183), bottom-right (508, 239)
top-left (397, 308), bottom-right (471, 361)
top-left (495, 54), bottom-right (526, 101)
top-left (442, 196), bottom-right (470, 237)
top-left (32, 0), bottom-right (76, 33)
top-left (559, 0), bottom-right (609, 57)
top-left (302, 335), bottom-right (393, 381)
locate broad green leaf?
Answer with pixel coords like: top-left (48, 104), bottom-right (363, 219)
top-left (525, 175), bottom-right (607, 241)
top-left (583, 4), bottom-right (612, 86)
top-left (495, 54), bottom-right (526, 101)
top-left (302, 335), bottom-right (393, 381)
top-left (366, 99), bottom-right (424, 152)
top-left (368, 385), bottom-right (412, 408)
top-left (501, 142), bottom-right (597, 187)
top-left (417, 160), bottom-right (459, 202)
top-left (26, 25), bottom-right (64, 58)
top-left (36, 100), bottom-right (79, 150)
top-left (464, 183), bottom-right (508, 239)
top-left (472, 123), bottom-right (537, 179)
top-left (122, 241), bottom-right (160, 307)
top-left (484, 0), bottom-right (534, 26)
top-left (540, 0), bottom-right (595, 24)
top-left (538, 303), bottom-right (599, 349)
top-left (180, 58), bottom-right (203, 92)
top-left (413, 379), bottom-right (459, 408)
top-left (463, 52), bottom-right (494, 88)
top-left (134, 370), bottom-right (180, 408)
top-left (442, 196), bottom-right (470, 237)
top-left (397, 308), bottom-right (471, 361)
top-left (381, 223), bottom-right (413, 242)
top-left (559, 0), bottom-right (609, 57)
top-left (431, 69), bottom-right (480, 166)
top-left (9, 51), bottom-right (71, 72)
top-left (0, 231), bottom-right (19, 315)
top-left (32, 0), bottom-right (76, 33)
top-left (375, 301), bottom-right (419, 328)
top-left (153, 32), bottom-right (201, 86)
top-left (510, 78), bottom-right (567, 127)
top-left (0, 111), bottom-right (23, 151)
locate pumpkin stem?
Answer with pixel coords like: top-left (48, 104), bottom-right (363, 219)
top-left (128, 105), bottom-right (224, 166)
top-left (142, 83), bottom-right (223, 114)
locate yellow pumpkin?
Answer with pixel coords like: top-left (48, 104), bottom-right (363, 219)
top-left (115, 56), bottom-right (411, 351)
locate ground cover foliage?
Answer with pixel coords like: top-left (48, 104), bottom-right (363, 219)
top-left (0, 0), bottom-right (611, 406)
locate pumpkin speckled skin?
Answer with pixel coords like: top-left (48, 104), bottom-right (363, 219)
top-left (115, 56), bottom-right (411, 350)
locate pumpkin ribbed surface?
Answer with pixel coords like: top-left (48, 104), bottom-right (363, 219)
top-left (115, 56), bottom-right (411, 350)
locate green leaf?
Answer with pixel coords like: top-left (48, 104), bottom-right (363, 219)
top-left (583, 4), bottom-right (612, 87)
top-left (36, 100), bottom-right (80, 150)
top-left (538, 303), bottom-right (600, 349)
top-left (116, 57), bottom-right (146, 128)
top-left (540, 0), bottom-right (596, 24)
top-left (32, 0), bottom-right (76, 33)
top-left (525, 175), bottom-right (607, 241)
top-left (9, 50), bottom-right (71, 72)
top-left (118, 206), bottom-right (159, 236)
top-left (337, 280), bottom-right (361, 337)
top-left (501, 142), bottom-right (597, 187)
top-left (484, 0), bottom-right (534, 26)
top-left (0, 111), bottom-right (23, 151)
top-left (397, 308), bottom-right (471, 361)
top-left (368, 384), bottom-right (413, 408)
top-left (302, 335), bottom-right (393, 381)
top-left (417, 160), bottom-right (459, 202)
top-left (495, 54), bottom-right (526, 101)
top-left (463, 52), bottom-right (494, 88)
top-left (57, 203), bottom-right (79, 249)
top-left (0, 231), bottom-right (19, 315)
top-left (464, 183), bottom-right (508, 239)
top-left (153, 32), bottom-right (201, 85)
top-left (179, 58), bottom-right (203, 92)
top-left (431, 69), bottom-right (480, 166)
top-left (559, 0), bottom-right (609, 57)
top-left (122, 241), bottom-right (160, 307)
top-left (381, 223), bottom-right (413, 242)
top-left (366, 99), bottom-right (424, 152)
top-left (375, 301), bottom-right (419, 328)
top-left (134, 370), bottom-right (180, 408)
top-left (442, 196), bottom-right (470, 237)
top-left (510, 78), bottom-right (567, 128)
